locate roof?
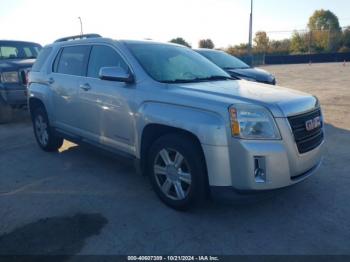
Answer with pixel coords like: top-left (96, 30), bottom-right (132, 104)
top-left (46, 35), bottom-right (187, 49)
top-left (50, 38), bottom-right (184, 49)
top-left (119, 39), bottom-right (186, 47)
top-left (0, 40), bottom-right (42, 46)
top-left (54, 34), bottom-right (102, 43)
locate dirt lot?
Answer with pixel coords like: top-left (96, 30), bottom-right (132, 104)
top-left (0, 63), bottom-right (350, 255)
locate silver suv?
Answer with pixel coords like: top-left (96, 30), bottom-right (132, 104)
top-left (28, 34), bottom-right (324, 209)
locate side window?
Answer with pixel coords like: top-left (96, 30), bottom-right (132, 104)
top-left (87, 45), bottom-right (128, 78)
top-left (32, 47), bottom-right (52, 72)
top-left (56, 45), bottom-right (90, 76)
top-left (24, 47), bottom-right (33, 57)
top-left (52, 48), bottom-right (63, 72)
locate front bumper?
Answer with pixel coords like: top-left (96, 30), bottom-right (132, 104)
top-left (202, 117), bottom-right (324, 190)
top-left (0, 84), bottom-right (27, 106)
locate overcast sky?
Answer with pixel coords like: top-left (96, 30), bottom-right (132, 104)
top-left (1, 0), bottom-right (350, 47)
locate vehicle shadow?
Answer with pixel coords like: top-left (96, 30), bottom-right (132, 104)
top-left (0, 106), bottom-right (30, 125)
top-left (57, 142), bottom-right (136, 175)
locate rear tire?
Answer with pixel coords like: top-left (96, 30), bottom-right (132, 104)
top-left (32, 107), bottom-right (63, 151)
top-left (147, 133), bottom-right (208, 210)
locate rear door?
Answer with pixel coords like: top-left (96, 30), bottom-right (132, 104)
top-left (76, 44), bottom-right (136, 154)
top-left (50, 45), bottom-right (91, 133)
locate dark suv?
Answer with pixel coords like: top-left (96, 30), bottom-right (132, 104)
top-left (196, 48), bottom-right (276, 85)
top-left (0, 40), bottom-right (42, 122)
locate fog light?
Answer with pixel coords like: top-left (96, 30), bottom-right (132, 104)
top-left (254, 157), bottom-right (266, 183)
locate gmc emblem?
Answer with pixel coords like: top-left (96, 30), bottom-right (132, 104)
top-left (305, 116), bottom-right (321, 131)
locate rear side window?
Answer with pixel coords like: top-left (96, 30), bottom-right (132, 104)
top-left (87, 45), bottom-right (128, 78)
top-left (31, 47), bottom-right (52, 72)
top-left (55, 45), bottom-right (90, 76)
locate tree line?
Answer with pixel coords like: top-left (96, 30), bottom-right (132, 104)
top-left (169, 9), bottom-right (350, 57)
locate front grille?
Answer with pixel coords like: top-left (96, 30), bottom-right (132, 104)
top-left (288, 108), bottom-right (324, 154)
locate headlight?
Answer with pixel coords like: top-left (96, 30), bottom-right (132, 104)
top-left (1, 71), bottom-right (19, 83)
top-left (229, 104), bottom-right (281, 139)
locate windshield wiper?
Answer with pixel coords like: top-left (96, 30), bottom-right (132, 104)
top-left (194, 75), bottom-right (234, 81)
top-left (15, 56), bottom-right (36, 59)
top-left (161, 79), bottom-right (198, 83)
top-left (161, 75), bottom-right (234, 84)
top-left (224, 66), bottom-right (250, 70)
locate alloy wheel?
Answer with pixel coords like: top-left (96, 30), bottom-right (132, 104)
top-left (153, 148), bottom-right (192, 200)
top-left (35, 114), bottom-right (49, 147)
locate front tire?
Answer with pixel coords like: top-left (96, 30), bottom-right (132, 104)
top-left (32, 107), bottom-right (63, 151)
top-left (147, 134), bottom-right (208, 210)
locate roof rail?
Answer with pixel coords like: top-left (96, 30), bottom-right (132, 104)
top-left (54, 33), bottom-right (102, 43)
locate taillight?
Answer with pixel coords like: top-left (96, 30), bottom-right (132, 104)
top-left (20, 69), bottom-right (31, 85)
top-left (25, 71), bottom-right (29, 85)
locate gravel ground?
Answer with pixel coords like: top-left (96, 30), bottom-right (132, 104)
top-left (0, 62), bottom-right (349, 256)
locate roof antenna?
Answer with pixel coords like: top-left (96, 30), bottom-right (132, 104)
top-left (78, 17), bottom-right (83, 36)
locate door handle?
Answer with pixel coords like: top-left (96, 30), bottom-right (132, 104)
top-left (79, 83), bottom-right (91, 91)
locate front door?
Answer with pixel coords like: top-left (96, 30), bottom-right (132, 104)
top-left (76, 44), bottom-right (136, 154)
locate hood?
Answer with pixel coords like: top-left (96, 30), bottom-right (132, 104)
top-left (172, 80), bottom-right (318, 118)
top-left (227, 67), bottom-right (274, 82)
top-left (0, 59), bottom-right (35, 71)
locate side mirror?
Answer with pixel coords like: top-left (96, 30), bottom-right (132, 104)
top-left (99, 67), bottom-right (134, 83)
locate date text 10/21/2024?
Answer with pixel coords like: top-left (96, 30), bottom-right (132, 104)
top-left (127, 256), bottom-right (220, 261)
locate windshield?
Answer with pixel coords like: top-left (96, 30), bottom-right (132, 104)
top-left (125, 42), bottom-right (231, 83)
top-left (0, 42), bottom-right (41, 60)
top-left (198, 50), bottom-right (250, 69)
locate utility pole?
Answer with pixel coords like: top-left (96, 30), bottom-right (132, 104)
top-left (78, 17), bottom-right (83, 36)
top-left (248, 0), bottom-right (253, 65)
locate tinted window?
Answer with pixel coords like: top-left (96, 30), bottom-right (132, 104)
top-left (24, 47), bottom-right (33, 57)
top-left (87, 45), bottom-right (128, 78)
top-left (0, 42), bottom-right (41, 60)
top-left (56, 45), bottom-right (90, 76)
top-left (126, 42), bottom-right (229, 83)
top-left (32, 47), bottom-right (52, 72)
top-left (52, 48), bottom-right (63, 72)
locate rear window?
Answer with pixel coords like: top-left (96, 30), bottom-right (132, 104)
top-left (0, 42), bottom-right (41, 60)
top-left (31, 47), bottom-right (53, 72)
top-left (54, 45), bottom-right (90, 76)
